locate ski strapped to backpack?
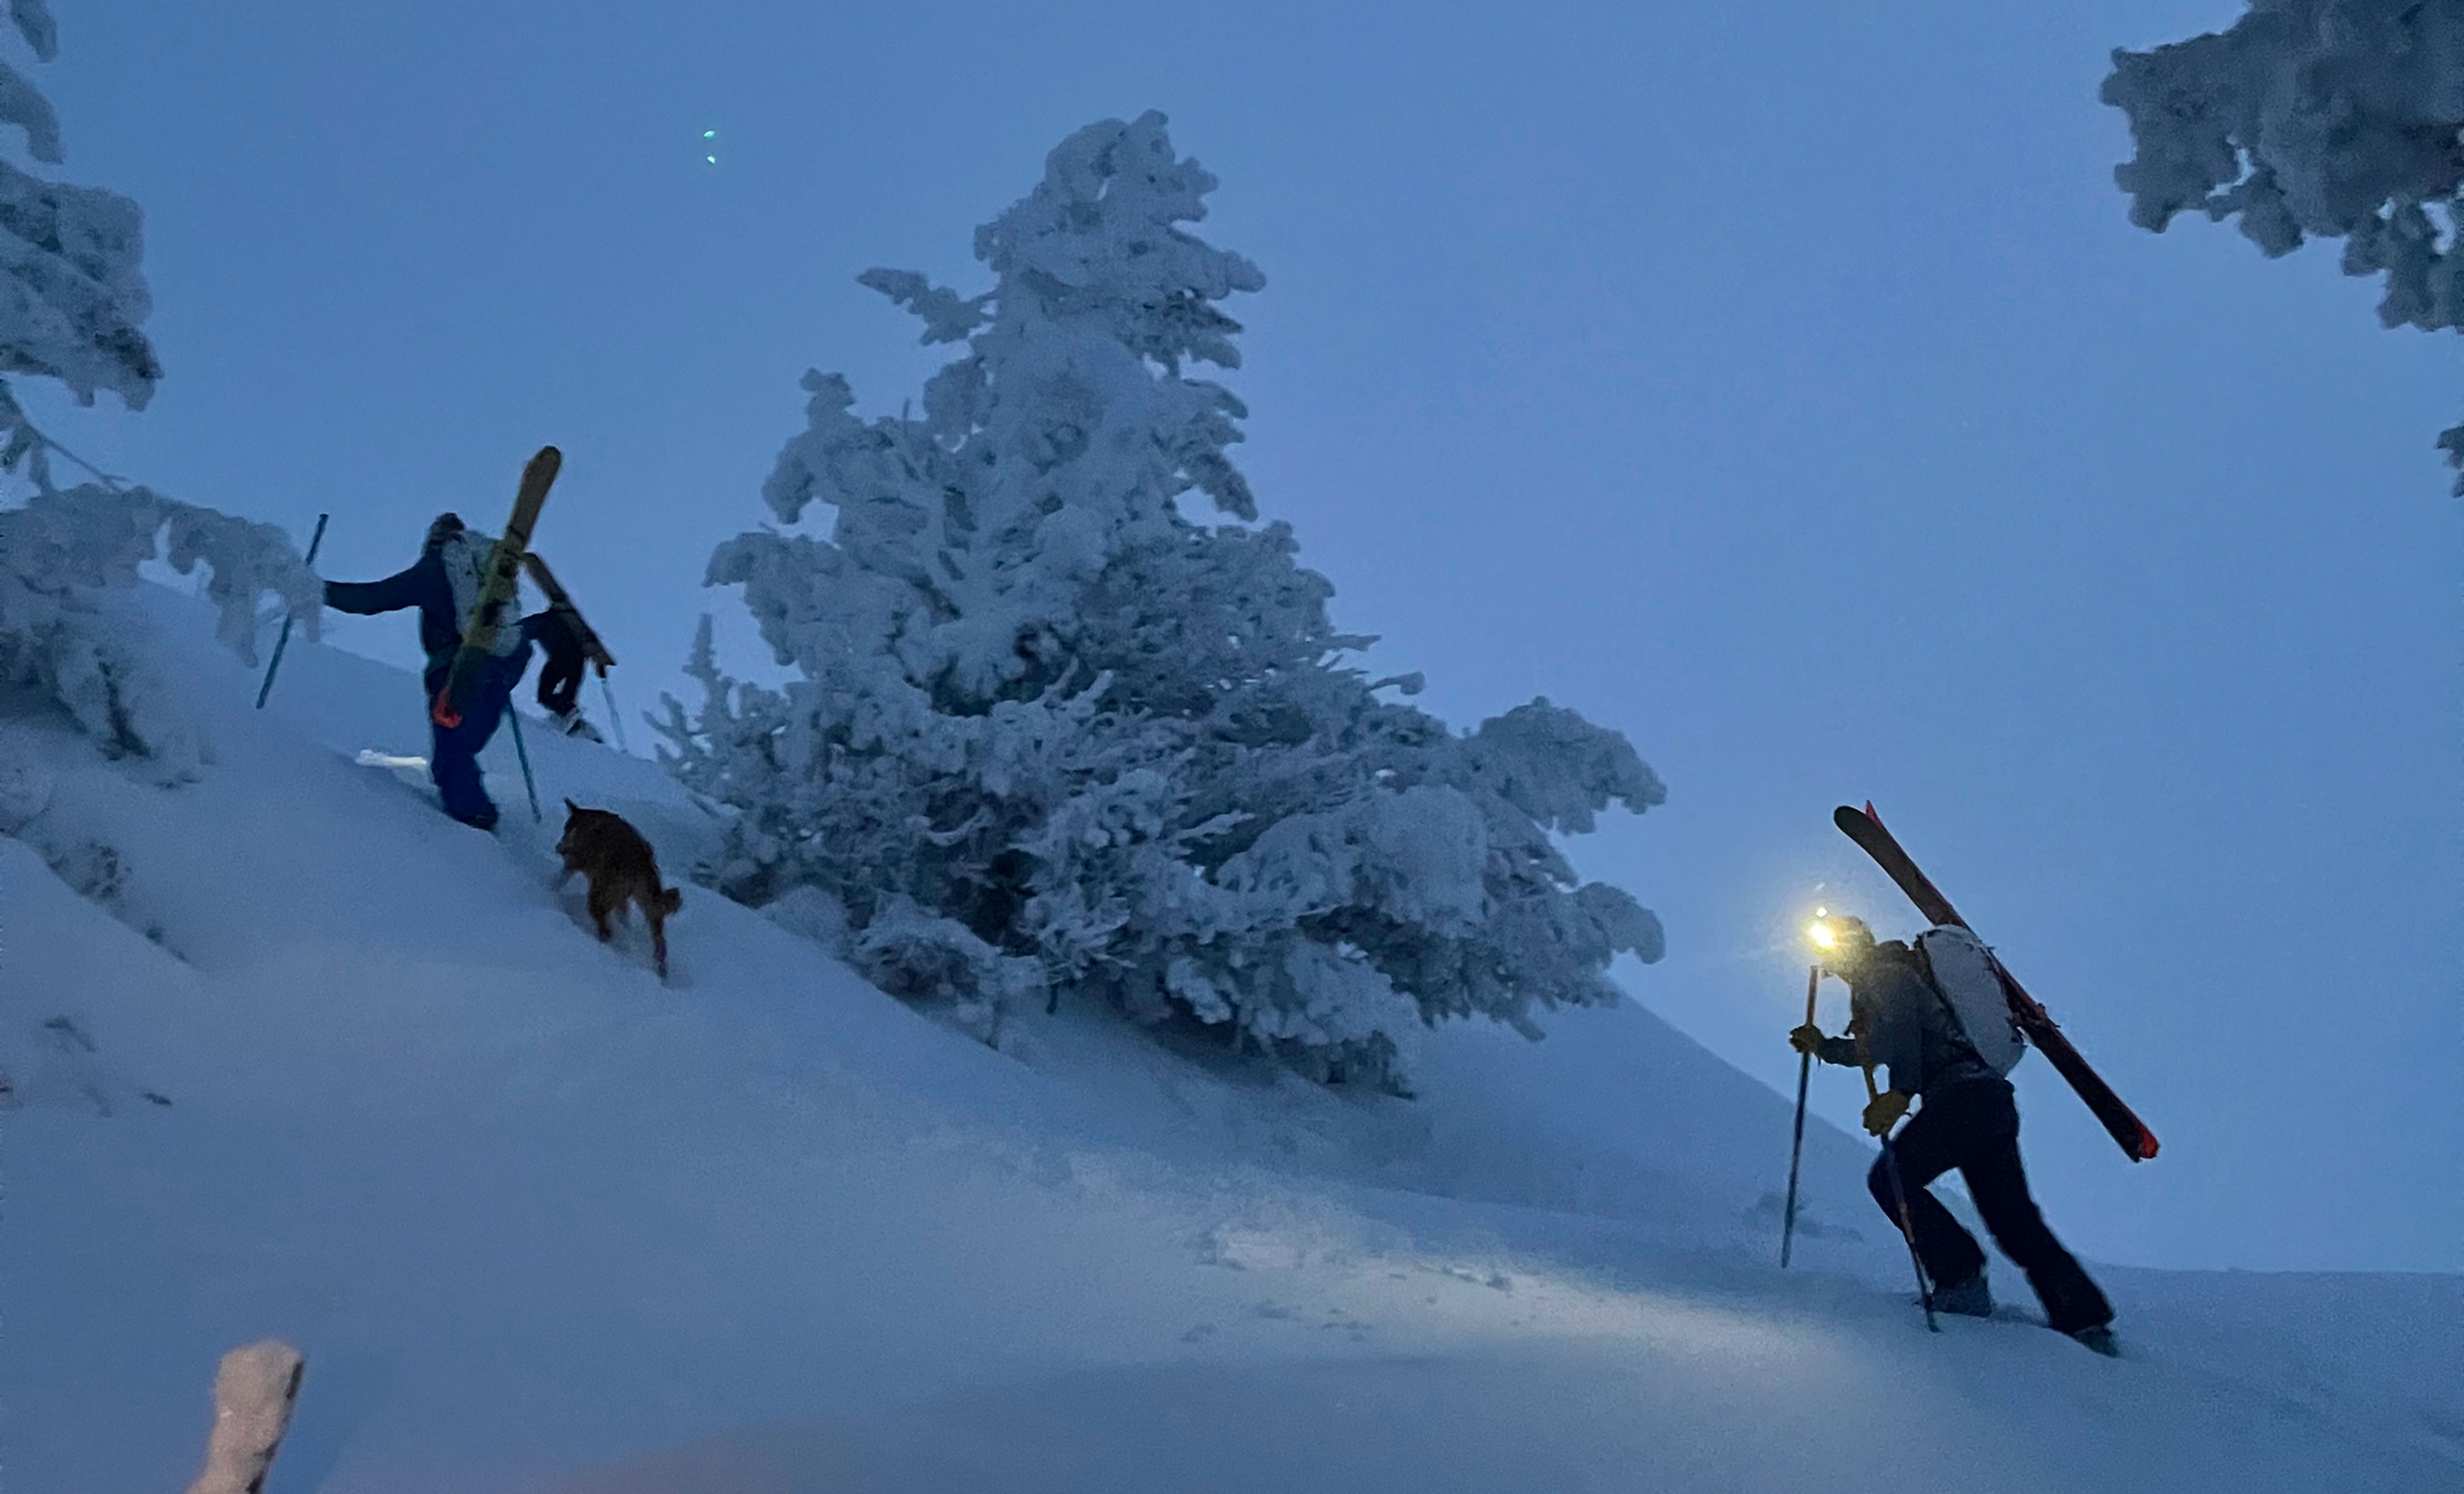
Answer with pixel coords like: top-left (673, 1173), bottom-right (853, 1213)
top-left (1834, 803), bottom-right (2159, 1162)
top-left (520, 551), bottom-right (615, 674)
top-left (434, 446), bottom-right (561, 728)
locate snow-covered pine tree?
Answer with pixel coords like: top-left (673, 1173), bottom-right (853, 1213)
top-left (0, 0), bottom-right (158, 462)
top-left (660, 112), bottom-right (1665, 1087)
top-left (0, 2), bottom-right (319, 779)
top-left (2103, 1), bottom-right (2464, 488)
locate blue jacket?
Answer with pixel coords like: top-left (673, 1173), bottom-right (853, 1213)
top-left (325, 551), bottom-right (464, 685)
top-left (325, 551), bottom-right (459, 656)
top-left (326, 543), bottom-right (535, 689)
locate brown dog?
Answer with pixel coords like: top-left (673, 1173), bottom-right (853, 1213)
top-left (555, 799), bottom-right (683, 978)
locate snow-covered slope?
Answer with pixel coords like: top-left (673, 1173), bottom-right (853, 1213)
top-left (4, 589), bottom-right (2457, 1493)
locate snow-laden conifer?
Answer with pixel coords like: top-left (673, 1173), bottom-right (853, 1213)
top-left (661, 112), bottom-right (1665, 1085)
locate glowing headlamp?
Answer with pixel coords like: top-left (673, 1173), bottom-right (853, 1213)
top-left (1804, 906), bottom-right (1842, 952)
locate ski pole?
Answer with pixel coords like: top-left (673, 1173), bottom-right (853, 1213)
top-left (255, 513), bottom-right (328, 710)
top-left (599, 670), bottom-right (629, 754)
top-left (1877, 1135), bottom-right (1938, 1333)
top-left (1861, 1058), bottom-right (1938, 1332)
top-left (1781, 962), bottom-right (1819, 1268)
top-left (506, 705), bottom-right (543, 823)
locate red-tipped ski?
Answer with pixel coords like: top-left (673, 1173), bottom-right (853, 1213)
top-left (1834, 803), bottom-right (2158, 1163)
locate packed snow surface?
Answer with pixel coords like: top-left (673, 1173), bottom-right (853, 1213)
top-left (4, 589), bottom-right (2457, 1492)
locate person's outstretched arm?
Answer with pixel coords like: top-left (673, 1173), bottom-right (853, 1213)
top-left (324, 554), bottom-right (438, 616)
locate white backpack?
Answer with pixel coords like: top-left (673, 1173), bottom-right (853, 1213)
top-left (436, 529), bottom-right (526, 658)
top-left (1913, 925), bottom-right (2026, 1077)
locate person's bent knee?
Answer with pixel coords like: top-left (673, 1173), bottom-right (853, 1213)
top-left (1867, 1156), bottom-right (1897, 1212)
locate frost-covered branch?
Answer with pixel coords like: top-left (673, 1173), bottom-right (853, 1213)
top-left (2104, 2), bottom-right (2464, 487)
top-left (0, 1), bottom-right (158, 412)
top-left (0, 483), bottom-right (321, 775)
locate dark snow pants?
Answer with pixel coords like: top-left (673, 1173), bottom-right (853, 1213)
top-left (1868, 1077), bottom-right (2113, 1334)
top-left (425, 646), bottom-right (530, 827)
top-left (527, 610), bottom-right (587, 716)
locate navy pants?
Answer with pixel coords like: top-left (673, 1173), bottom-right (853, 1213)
top-left (1869, 1078), bottom-right (2113, 1334)
top-left (425, 644), bottom-right (530, 827)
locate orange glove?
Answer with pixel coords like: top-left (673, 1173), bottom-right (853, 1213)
top-left (1863, 1090), bottom-right (1911, 1136)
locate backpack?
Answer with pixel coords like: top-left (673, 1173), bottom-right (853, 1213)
top-left (1912, 925), bottom-right (2027, 1077)
top-left (435, 529), bottom-right (526, 660)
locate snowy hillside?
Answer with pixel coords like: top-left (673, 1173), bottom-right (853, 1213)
top-left (4, 587), bottom-right (2457, 1493)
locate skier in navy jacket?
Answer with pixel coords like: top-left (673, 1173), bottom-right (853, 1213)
top-left (323, 512), bottom-right (586, 828)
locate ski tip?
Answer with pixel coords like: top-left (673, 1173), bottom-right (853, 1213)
top-left (2136, 1128), bottom-right (2160, 1162)
top-left (1833, 805), bottom-right (1872, 834)
top-left (526, 446), bottom-right (562, 481)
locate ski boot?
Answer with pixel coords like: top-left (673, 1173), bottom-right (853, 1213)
top-left (2069, 1324), bottom-right (2122, 1358)
top-left (1933, 1272), bottom-right (1993, 1318)
top-left (550, 707), bottom-right (605, 743)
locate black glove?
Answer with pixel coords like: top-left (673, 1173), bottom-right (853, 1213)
top-left (1789, 1023), bottom-right (1826, 1057)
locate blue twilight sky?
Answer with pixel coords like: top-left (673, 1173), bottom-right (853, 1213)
top-left (27, 1), bottom-right (2460, 1271)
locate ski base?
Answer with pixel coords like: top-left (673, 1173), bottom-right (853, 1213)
top-left (435, 446), bottom-right (561, 727)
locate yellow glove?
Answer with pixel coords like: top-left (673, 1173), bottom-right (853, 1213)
top-left (1863, 1090), bottom-right (1911, 1136)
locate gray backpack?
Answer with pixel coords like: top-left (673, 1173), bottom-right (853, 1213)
top-left (1913, 925), bottom-right (2026, 1077)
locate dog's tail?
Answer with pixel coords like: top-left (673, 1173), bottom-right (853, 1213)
top-left (657, 885), bottom-right (683, 916)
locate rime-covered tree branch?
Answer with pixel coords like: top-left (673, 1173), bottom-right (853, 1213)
top-left (2104, 2), bottom-right (2464, 488)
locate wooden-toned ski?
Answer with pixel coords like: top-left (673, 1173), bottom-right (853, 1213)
top-left (433, 446), bottom-right (560, 727)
